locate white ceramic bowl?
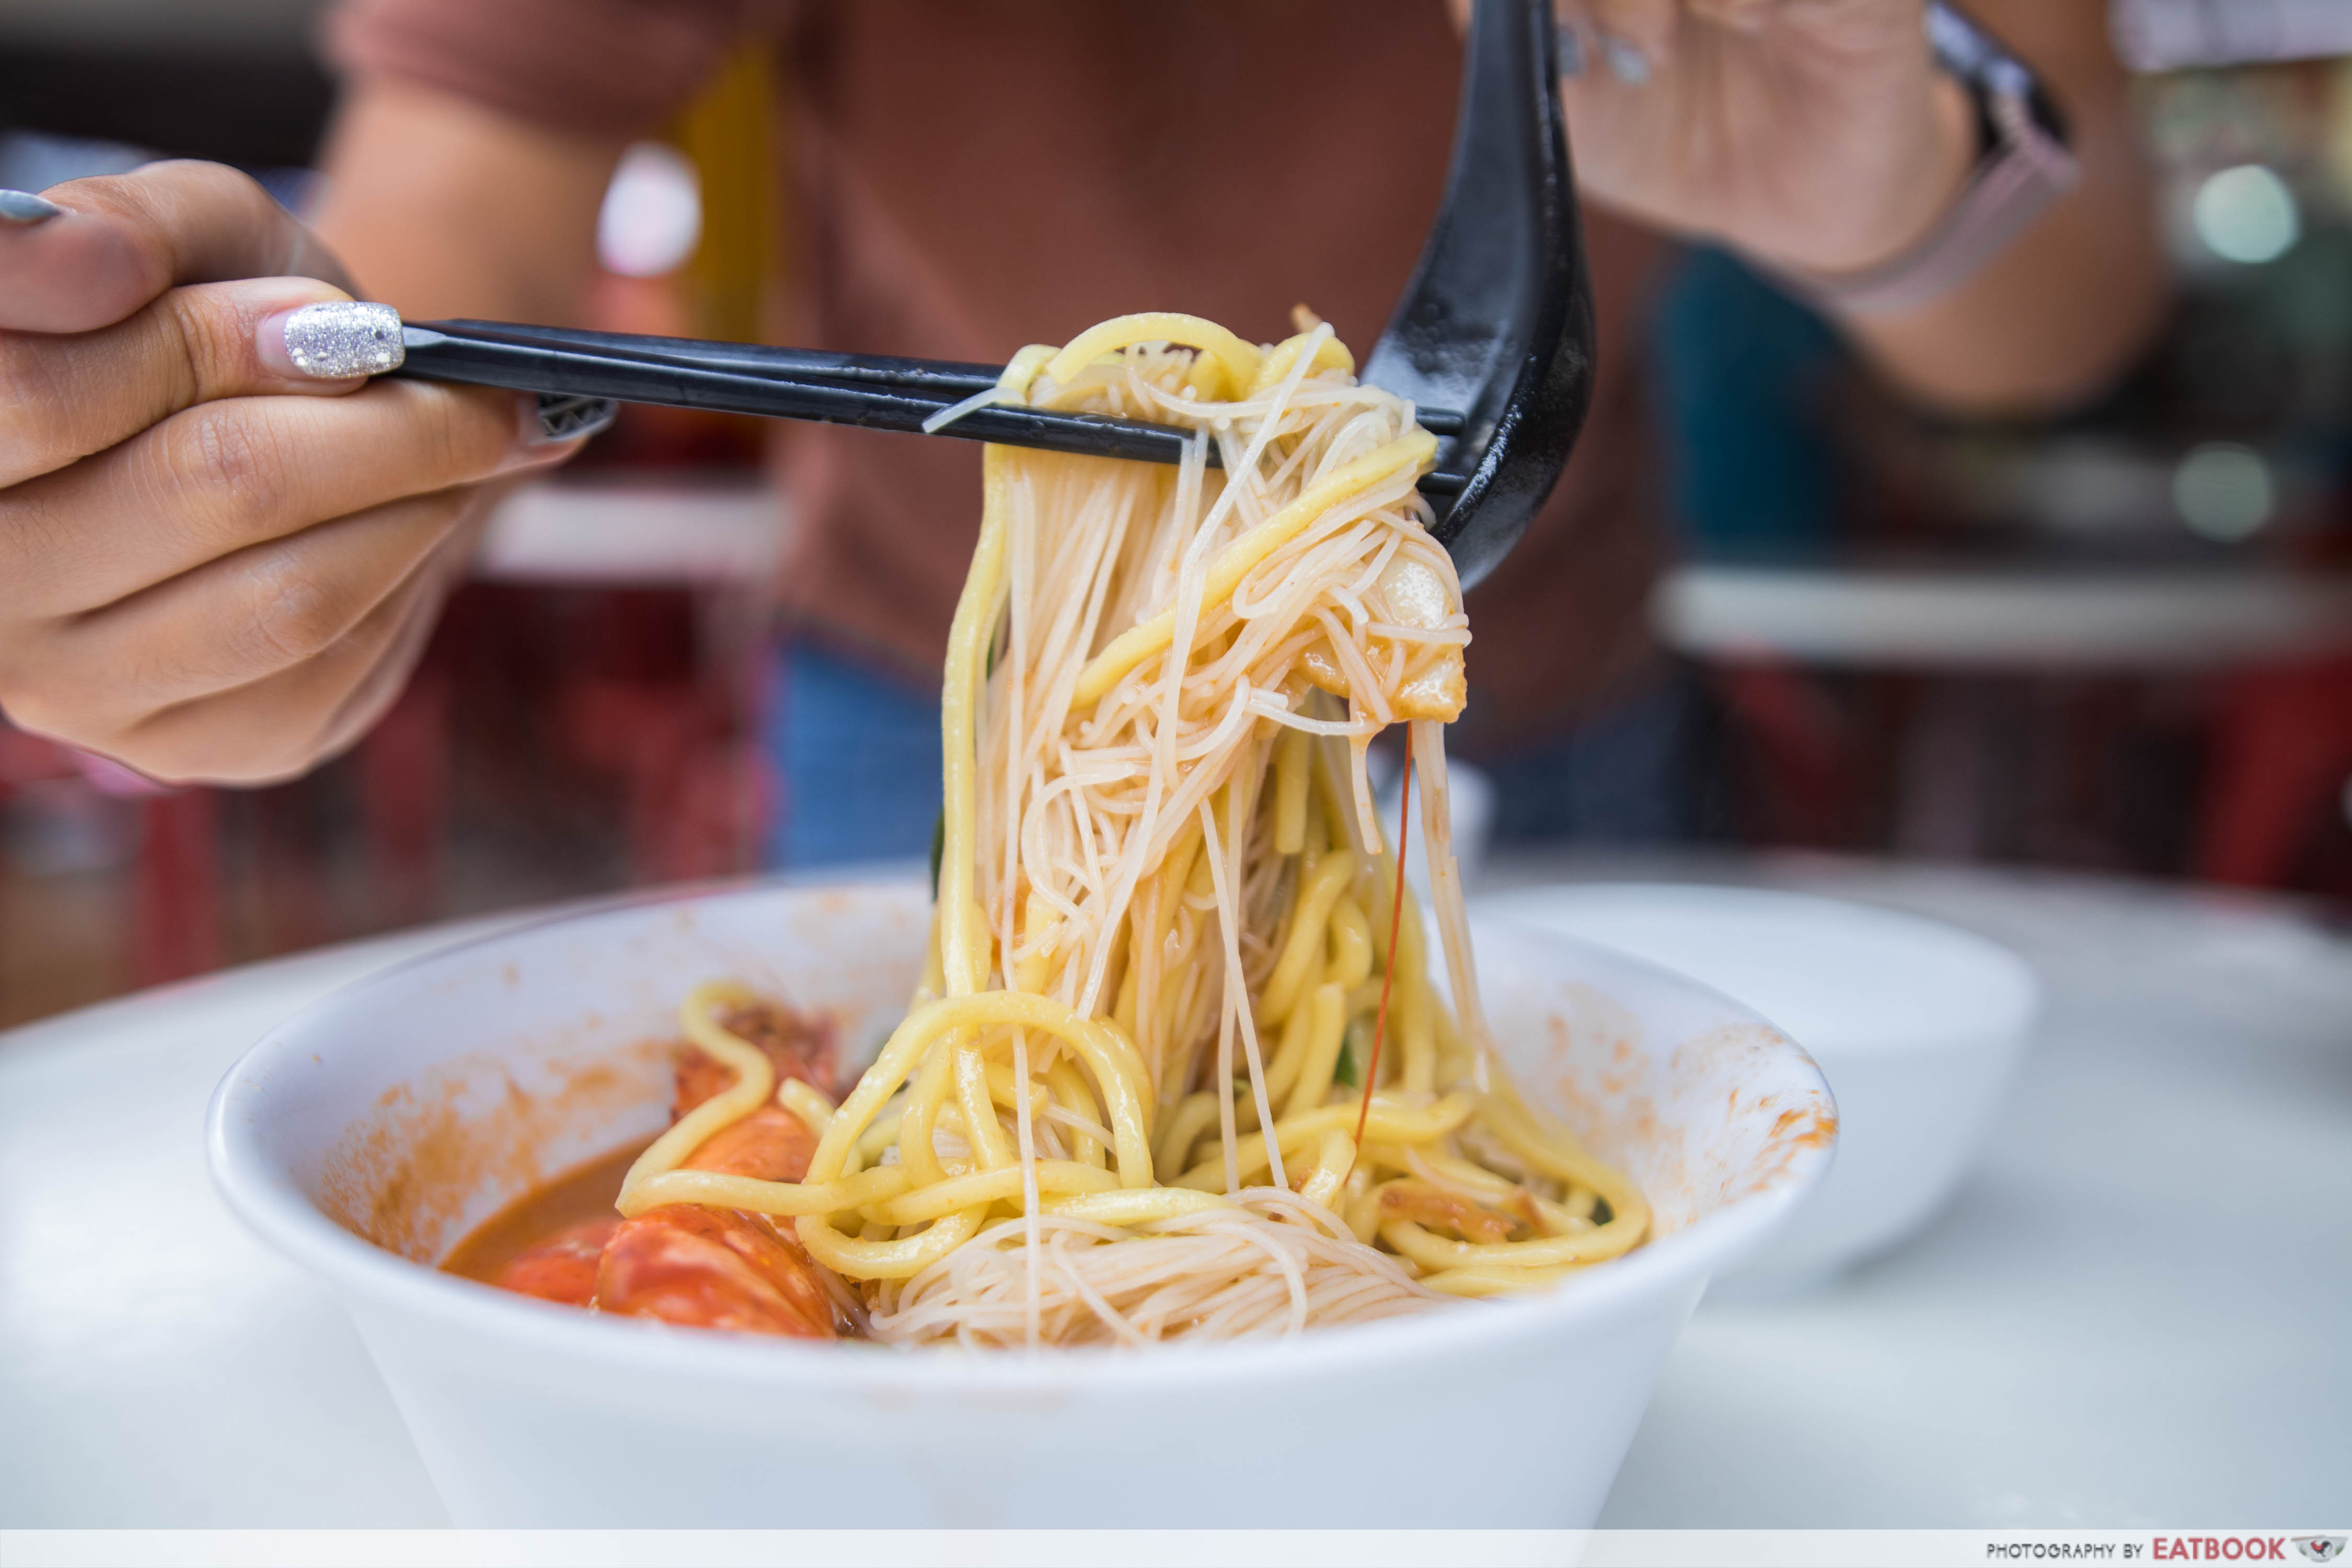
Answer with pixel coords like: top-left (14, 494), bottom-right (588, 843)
top-left (207, 878), bottom-right (1832, 1527)
top-left (1480, 882), bottom-right (2041, 1292)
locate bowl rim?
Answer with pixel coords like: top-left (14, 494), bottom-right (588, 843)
top-left (1477, 880), bottom-right (2044, 1051)
top-left (206, 877), bottom-right (1834, 1396)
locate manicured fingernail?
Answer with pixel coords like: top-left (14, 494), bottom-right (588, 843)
top-left (492, 392), bottom-right (616, 474)
top-left (0, 189), bottom-right (67, 225)
top-left (1558, 28), bottom-right (1588, 79)
top-left (1600, 34), bottom-right (1651, 84)
top-left (263, 300), bottom-right (405, 379)
top-left (523, 391), bottom-right (617, 446)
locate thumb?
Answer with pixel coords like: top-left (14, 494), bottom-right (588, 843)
top-left (0, 160), bottom-right (351, 334)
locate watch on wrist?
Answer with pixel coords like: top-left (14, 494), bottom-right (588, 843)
top-left (1792, 1), bottom-right (2081, 316)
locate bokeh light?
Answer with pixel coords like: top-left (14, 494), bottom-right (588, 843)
top-left (596, 141), bottom-right (702, 278)
top-left (2172, 442), bottom-right (2274, 540)
top-left (2190, 163), bottom-right (2300, 264)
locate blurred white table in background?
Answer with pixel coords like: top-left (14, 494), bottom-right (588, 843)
top-left (1, 857), bottom-right (2346, 1527)
top-left (1656, 564), bottom-right (2352, 670)
top-left (472, 480), bottom-right (784, 586)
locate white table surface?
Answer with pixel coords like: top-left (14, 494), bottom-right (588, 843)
top-left (1653, 564), bottom-right (2352, 670)
top-left (472, 481), bottom-right (783, 586)
top-left (3, 857), bottom-right (2346, 1527)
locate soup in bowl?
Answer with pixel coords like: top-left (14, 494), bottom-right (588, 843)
top-left (206, 877), bottom-right (1832, 1526)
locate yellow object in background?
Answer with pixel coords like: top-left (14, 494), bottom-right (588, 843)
top-left (673, 45), bottom-right (780, 346)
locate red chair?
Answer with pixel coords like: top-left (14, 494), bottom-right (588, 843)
top-left (2196, 653), bottom-right (2352, 887)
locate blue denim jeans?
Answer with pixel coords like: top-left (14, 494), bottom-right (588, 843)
top-left (760, 639), bottom-right (1692, 870)
top-left (1475, 672), bottom-right (1696, 846)
top-left (762, 640), bottom-right (942, 871)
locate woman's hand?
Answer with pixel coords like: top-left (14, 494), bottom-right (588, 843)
top-left (0, 160), bottom-right (584, 785)
top-left (1552, 0), bottom-right (1977, 277)
top-left (1469, 0), bottom-right (2168, 412)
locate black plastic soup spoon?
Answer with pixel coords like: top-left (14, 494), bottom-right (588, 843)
top-left (377, 0), bottom-right (1592, 586)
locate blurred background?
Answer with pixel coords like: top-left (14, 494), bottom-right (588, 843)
top-left (3, 0), bottom-right (2349, 1027)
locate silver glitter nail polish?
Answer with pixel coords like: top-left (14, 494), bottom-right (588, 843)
top-left (1601, 34), bottom-right (1651, 85)
top-left (282, 301), bottom-right (406, 378)
top-left (0, 189), bottom-right (67, 225)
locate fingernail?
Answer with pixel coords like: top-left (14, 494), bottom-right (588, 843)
top-left (0, 189), bottom-right (67, 225)
top-left (493, 392), bottom-right (617, 473)
top-left (523, 391), bottom-right (617, 446)
top-left (263, 300), bottom-right (405, 379)
top-left (1558, 28), bottom-right (1588, 79)
top-left (1600, 34), bottom-right (1651, 84)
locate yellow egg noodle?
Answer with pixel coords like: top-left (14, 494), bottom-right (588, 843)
top-left (617, 313), bottom-right (1649, 1346)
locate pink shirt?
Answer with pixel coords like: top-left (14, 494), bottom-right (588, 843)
top-left (325, 0), bottom-right (1669, 750)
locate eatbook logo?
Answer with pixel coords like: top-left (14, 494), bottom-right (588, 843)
top-left (2296, 1539), bottom-right (2347, 1564)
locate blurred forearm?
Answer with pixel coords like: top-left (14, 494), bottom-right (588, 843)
top-left (308, 78), bottom-right (617, 325)
top-left (1831, 0), bottom-right (2172, 417)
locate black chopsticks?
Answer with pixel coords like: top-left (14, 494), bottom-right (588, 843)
top-left (391, 319), bottom-right (1467, 490)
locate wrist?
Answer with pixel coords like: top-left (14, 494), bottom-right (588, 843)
top-left (1756, 70), bottom-right (1980, 280)
top-left (1762, 5), bottom-right (2084, 319)
top-left (1860, 72), bottom-right (1982, 274)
